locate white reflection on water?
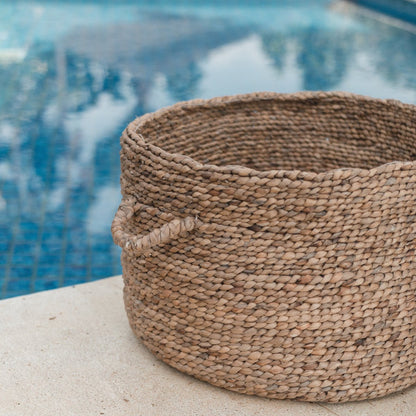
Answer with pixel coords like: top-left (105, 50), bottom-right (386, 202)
top-left (199, 34), bottom-right (302, 97)
top-left (63, 78), bottom-right (137, 165)
top-left (0, 162), bottom-right (13, 181)
top-left (86, 185), bottom-right (121, 235)
top-left (198, 32), bottom-right (416, 103)
top-left (0, 121), bottom-right (17, 144)
top-left (47, 73), bottom-right (137, 212)
top-left (147, 73), bottom-right (177, 111)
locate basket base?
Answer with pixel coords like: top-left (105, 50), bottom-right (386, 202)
top-left (123, 278), bottom-right (416, 403)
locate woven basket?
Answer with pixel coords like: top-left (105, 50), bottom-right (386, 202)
top-left (112, 92), bottom-right (416, 403)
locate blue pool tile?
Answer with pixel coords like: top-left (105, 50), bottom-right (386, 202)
top-left (0, 241), bottom-right (10, 251)
top-left (13, 243), bottom-right (36, 256)
top-left (33, 162), bottom-right (48, 178)
top-left (38, 252), bottom-right (61, 265)
top-left (113, 263), bottom-right (122, 274)
top-left (0, 146), bottom-right (10, 159)
top-left (34, 279), bottom-right (60, 292)
top-left (71, 198), bottom-right (90, 210)
top-left (1, 182), bottom-right (18, 197)
top-left (4, 200), bottom-right (19, 215)
top-left (12, 253), bottom-right (35, 266)
top-left (66, 247), bottom-right (88, 259)
top-left (41, 236), bottom-right (63, 248)
top-left (4, 289), bottom-right (31, 299)
top-left (66, 228), bottom-right (88, 241)
top-left (63, 276), bottom-right (86, 286)
top-left (90, 240), bottom-right (110, 250)
top-left (37, 264), bottom-right (61, 277)
top-left (49, 214), bottom-right (66, 226)
top-left (17, 232), bottom-right (39, 242)
top-left (7, 278), bottom-right (31, 292)
top-left (94, 234), bottom-right (114, 245)
top-left (40, 251), bottom-right (63, 262)
top-left (112, 246), bottom-right (122, 255)
top-left (19, 221), bottom-right (39, 232)
top-left (42, 227), bottom-right (65, 237)
top-left (65, 251), bottom-right (88, 265)
top-left (40, 240), bottom-right (63, 252)
top-left (64, 267), bottom-right (87, 278)
top-left (93, 172), bottom-right (112, 187)
top-left (91, 266), bottom-right (115, 278)
top-left (0, 226), bottom-right (11, 237)
top-left (15, 232), bottom-right (39, 242)
top-left (41, 234), bottom-right (63, 246)
top-left (67, 210), bottom-right (87, 224)
top-left (91, 250), bottom-right (113, 266)
top-left (10, 266), bottom-right (32, 278)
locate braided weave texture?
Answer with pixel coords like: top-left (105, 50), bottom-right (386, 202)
top-left (112, 92), bottom-right (416, 402)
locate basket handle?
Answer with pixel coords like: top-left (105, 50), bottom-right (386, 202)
top-left (112, 196), bottom-right (199, 254)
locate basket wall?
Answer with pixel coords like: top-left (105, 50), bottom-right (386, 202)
top-left (113, 92), bottom-right (416, 402)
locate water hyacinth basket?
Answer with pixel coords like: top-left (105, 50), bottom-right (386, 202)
top-left (112, 92), bottom-right (416, 402)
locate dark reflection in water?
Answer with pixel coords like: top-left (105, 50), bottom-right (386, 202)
top-left (261, 19), bottom-right (416, 93)
top-left (167, 62), bottom-right (203, 102)
top-left (297, 28), bottom-right (350, 90)
top-left (371, 25), bottom-right (416, 90)
top-left (0, 1), bottom-right (415, 298)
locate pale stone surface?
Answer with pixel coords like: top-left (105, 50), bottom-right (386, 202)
top-left (325, 388), bottom-right (416, 416)
top-left (1, 276), bottom-right (415, 416)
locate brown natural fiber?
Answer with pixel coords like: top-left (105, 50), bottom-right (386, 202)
top-left (112, 92), bottom-right (416, 402)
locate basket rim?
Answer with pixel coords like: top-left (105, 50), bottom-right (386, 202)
top-left (126, 91), bottom-right (416, 184)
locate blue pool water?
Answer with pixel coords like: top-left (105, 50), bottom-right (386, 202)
top-left (0, 0), bottom-right (415, 299)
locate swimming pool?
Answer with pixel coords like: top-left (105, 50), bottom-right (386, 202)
top-left (0, 0), bottom-right (415, 299)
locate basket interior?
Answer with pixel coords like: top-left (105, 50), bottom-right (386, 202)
top-left (138, 95), bottom-right (416, 173)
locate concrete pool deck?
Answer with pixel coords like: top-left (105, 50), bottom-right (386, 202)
top-left (1, 276), bottom-right (415, 415)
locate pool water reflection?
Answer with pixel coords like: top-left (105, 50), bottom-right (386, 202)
top-left (0, 0), bottom-right (415, 298)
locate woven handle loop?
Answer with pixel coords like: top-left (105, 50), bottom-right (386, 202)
top-left (112, 196), bottom-right (199, 254)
